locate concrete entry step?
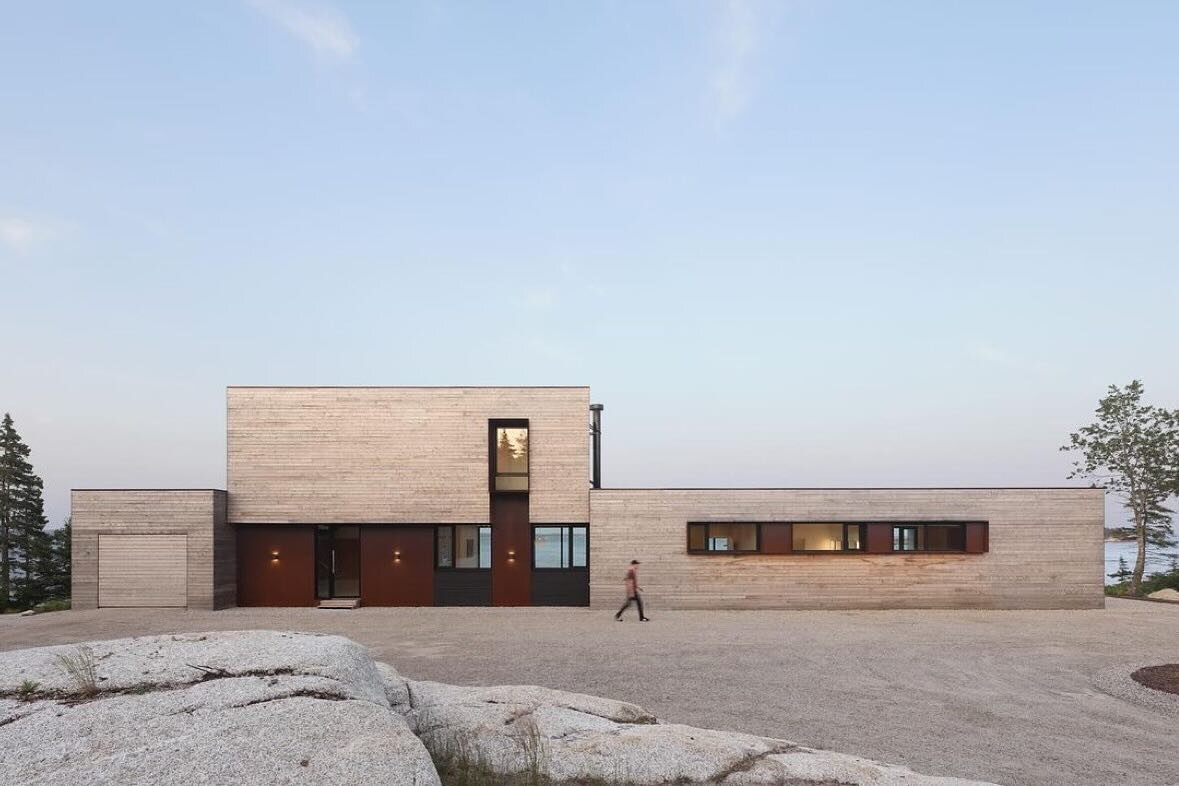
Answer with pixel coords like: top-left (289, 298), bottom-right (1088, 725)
top-left (317, 599), bottom-right (360, 609)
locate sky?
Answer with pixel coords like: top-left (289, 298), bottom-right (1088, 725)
top-left (2, 1), bottom-right (1177, 528)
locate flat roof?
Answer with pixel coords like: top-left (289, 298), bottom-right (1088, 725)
top-left (72, 488), bottom-right (227, 492)
top-left (594, 486), bottom-right (1102, 491)
top-left (226, 385), bottom-right (590, 389)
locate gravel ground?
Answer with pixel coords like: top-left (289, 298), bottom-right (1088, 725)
top-left (2, 598), bottom-right (1176, 786)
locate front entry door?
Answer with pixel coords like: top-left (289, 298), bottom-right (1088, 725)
top-left (316, 525), bottom-right (360, 599)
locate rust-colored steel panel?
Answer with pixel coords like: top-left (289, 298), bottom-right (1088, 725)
top-left (965, 522), bottom-right (989, 553)
top-left (760, 523), bottom-right (793, 554)
top-left (491, 494), bottom-right (531, 606)
top-left (865, 523), bottom-right (894, 554)
top-left (237, 525), bottom-right (316, 606)
top-left (361, 526), bottom-right (435, 606)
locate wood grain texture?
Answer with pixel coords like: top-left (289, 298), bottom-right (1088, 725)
top-left (588, 488), bottom-right (1105, 610)
top-left (97, 534), bottom-right (187, 607)
top-left (227, 387), bottom-right (590, 524)
top-left (72, 490), bottom-right (230, 610)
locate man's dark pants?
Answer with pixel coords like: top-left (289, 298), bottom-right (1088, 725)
top-left (615, 594), bottom-right (645, 619)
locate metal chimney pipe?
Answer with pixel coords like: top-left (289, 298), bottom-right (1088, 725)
top-left (589, 404), bottom-right (604, 489)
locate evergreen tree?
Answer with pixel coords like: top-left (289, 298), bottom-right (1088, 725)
top-left (1108, 555), bottom-right (1132, 584)
top-left (0, 413), bottom-right (49, 610)
top-left (40, 517), bottom-right (72, 602)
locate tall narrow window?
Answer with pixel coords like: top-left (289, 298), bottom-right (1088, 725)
top-left (893, 526), bottom-right (919, 551)
top-left (491, 420), bottom-right (529, 492)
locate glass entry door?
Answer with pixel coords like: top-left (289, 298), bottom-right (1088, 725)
top-left (316, 525), bottom-right (360, 599)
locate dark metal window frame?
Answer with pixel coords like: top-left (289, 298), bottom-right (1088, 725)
top-left (790, 522), bottom-right (866, 554)
top-left (686, 522), bottom-right (762, 554)
top-left (685, 521), bottom-right (979, 555)
top-left (434, 524), bottom-right (492, 570)
top-left (489, 418), bottom-right (530, 494)
top-left (890, 522), bottom-right (968, 553)
top-left (531, 524), bottom-right (590, 571)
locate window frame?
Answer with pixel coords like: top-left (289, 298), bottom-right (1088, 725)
top-left (684, 521), bottom-right (981, 555)
top-left (791, 523), bottom-right (866, 554)
top-left (891, 522), bottom-right (967, 553)
top-left (686, 522), bottom-right (761, 554)
top-left (531, 524), bottom-right (590, 570)
top-left (435, 524), bottom-right (492, 570)
top-left (489, 418), bottom-right (530, 494)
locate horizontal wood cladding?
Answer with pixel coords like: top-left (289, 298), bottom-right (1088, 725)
top-left (71, 490), bottom-right (229, 611)
top-left (97, 534), bottom-right (187, 607)
top-left (588, 489), bottom-right (1104, 610)
top-left (227, 387), bottom-right (589, 525)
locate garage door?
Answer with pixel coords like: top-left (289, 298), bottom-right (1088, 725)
top-left (98, 534), bottom-right (188, 607)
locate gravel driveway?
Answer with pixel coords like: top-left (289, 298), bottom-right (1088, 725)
top-left (2, 598), bottom-right (1175, 786)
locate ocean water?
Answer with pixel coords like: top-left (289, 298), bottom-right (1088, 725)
top-left (1104, 539), bottom-right (1177, 584)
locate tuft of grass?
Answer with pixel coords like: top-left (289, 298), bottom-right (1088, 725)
top-left (429, 724), bottom-right (642, 786)
top-left (55, 645), bottom-right (99, 698)
top-left (17, 679), bottom-right (41, 700)
top-left (431, 730), bottom-right (499, 786)
top-left (34, 598), bottom-right (71, 613)
top-left (514, 715), bottom-right (547, 786)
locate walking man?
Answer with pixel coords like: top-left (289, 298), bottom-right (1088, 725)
top-left (614, 559), bottom-right (650, 621)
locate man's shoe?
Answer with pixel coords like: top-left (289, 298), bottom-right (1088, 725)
top-left (640, 617), bottom-right (651, 622)
top-left (614, 615), bottom-right (623, 621)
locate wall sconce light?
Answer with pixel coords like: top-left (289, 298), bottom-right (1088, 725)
top-left (507, 549), bottom-right (516, 562)
top-left (393, 549), bottom-right (401, 563)
top-left (270, 550), bottom-right (280, 562)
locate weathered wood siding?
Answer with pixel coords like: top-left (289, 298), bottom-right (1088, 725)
top-left (588, 488), bottom-right (1105, 610)
top-left (227, 387), bottom-right (590, 524)
top-left (72, 490), bottom-right (231, 610)
top-left (97, 534), bottom-right (187, 607)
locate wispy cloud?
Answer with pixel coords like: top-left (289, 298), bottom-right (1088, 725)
top-left (0, 217), bottom-right (65, 253)
top-left (0, 218), bottom-right (36, 251)
top-left (249, 0), bottom-right (357, 61)
top-left (707, 0), bottom-right (761, 124)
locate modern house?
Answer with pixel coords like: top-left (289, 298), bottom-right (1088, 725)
top-left (71, 386), bottom-right (1105, 611)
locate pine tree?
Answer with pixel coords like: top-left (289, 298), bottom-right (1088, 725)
top-left (40, 517), bottom-right (72, 602)
top-left (0, 413), bottom-right (49, 610)
top-left (1108, 555), bottom-right (1132, 584)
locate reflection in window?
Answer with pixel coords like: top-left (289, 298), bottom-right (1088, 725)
top-left (493, 423), bottom-right (529, 492)
top-left (534, 525), bottom-right (588, 569)
top-left (793, 523), bottom-right (864, 552)
top-left (688, 522), bottom-right (758, 553)
top-left (437, 525), bottom-right (491, 568)
top-left (893, 526), bottom-right (919, 551)
top-left (436, 527), bottom-right (453, 568)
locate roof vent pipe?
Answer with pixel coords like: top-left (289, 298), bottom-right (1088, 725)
top-left (590, 404), bottom-right (604, 489)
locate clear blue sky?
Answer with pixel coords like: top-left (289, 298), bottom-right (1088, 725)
top-left (3, 2), bottom-right (1177, 527)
